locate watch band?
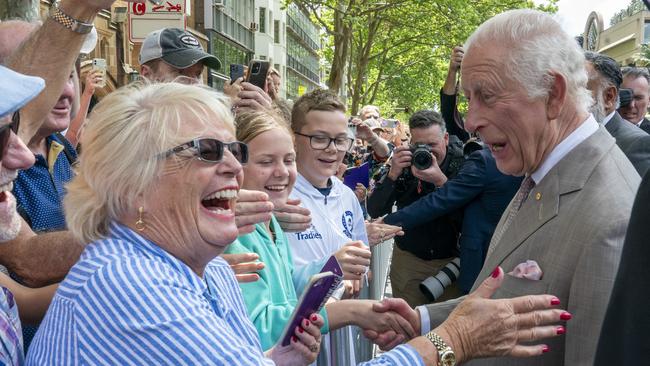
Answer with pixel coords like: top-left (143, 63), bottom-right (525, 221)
top-left (49, 2), bottom-right (94, 34)
top-left (425, 331), bottom-right (457, 366)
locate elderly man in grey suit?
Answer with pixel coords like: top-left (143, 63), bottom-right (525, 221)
top-left (366, 9), bottom-right (640, 366)
top-left (585, 51), bottom-right (650, 176)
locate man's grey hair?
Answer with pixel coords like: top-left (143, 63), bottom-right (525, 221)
top-left (622, 67), bottom-right (650, 84)
top-left (359, 105), bottom-right (380, 118)
top-left (465, 9), bottom-right (592, 114)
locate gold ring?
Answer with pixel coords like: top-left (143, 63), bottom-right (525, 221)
top-left (309, 344), bottom-right (318, 353)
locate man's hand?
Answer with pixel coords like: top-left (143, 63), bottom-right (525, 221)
top-left (353, 119), bottom-right (377, 142)
top-left (223, 77), bottom-right (244, 101)
top-left (365, 218), bottom-right (404, 246)
top-left (221, 253), bottom-right (264, 283)
top-left (387, 146), bottom-right (412, 181)
top-left (449, 46), bottom-right (464, 72)
top-left (234, 82), bottom-right (272, 112)
top-left (410, 155), bottom-right (447, 187)
top-left (354, 183), bottom-right (367, 202)
top-left (274, 198), bottom-right (311, 233)
top-left (235, 189), bottom-right (274, 235)
top-left (334, 241), bottom-right (371, 280)
top-left (363, 298), bottom-right (421, 350)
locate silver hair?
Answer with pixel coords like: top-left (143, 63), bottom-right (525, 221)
top-left (465, 9), bottom-right (592, 114)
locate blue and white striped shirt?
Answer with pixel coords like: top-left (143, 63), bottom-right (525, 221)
top-left (26, 223), bottom-right (424, 365)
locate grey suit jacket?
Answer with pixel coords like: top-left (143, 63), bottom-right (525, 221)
top-left (605, 112), bottom-right (650, 176)
top-left (424, 127), bottom-right (640, 366)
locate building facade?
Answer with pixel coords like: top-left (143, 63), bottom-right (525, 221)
top-left (584, 1), bottom-right (650, 65)
top-left (285, 3), bottom-right (320, 101)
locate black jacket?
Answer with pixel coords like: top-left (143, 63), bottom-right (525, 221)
top-left (367, 142), bottom-right (464, 260)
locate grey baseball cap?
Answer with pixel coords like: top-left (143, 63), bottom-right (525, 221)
top-left (139, 28), bottom-right (221, 70)
top-left (0, 65), bottom-right (45, 118)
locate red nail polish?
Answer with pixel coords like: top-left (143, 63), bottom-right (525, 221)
top-left (298, 327), bottom-right (304, 333)
top-left (304, 320), bottom-right (310, 327)
top-left (556, 326), bottom-right (565, 335)
top-left (560, 312), bottom-right (572, 320)
top-left (542, 345), bottom-right (550, 353)
top-left (550, 297), bottom-right (560, 306)
top-left (292, 336), bottom-right (298, 342)
top-left (311, 315), bottom-right (318, 321)
top-left (491, 267), bottom-right (500, 278)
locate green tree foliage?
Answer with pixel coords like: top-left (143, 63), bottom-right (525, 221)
top-left (288, 0), bottom-right (557, 116)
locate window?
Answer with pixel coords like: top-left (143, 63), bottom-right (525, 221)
top-left (274, 20), bottom-right (280, 43)
top-left (260, 55), bottom-right (267, 60)
top-left (259, 7), bottom-right (266, 33)
top-left (645, 21), bottom-right (650, 44)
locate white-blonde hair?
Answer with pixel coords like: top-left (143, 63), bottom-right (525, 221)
top-left (65, 82), bottom-right (233, 243)
top-left (465, 9), bottom-right (592, 114)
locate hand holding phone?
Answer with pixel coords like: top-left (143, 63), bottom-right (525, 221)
top-left (246, 60), bottom-right (271, 91)
top-left (91, 58), bottom-right (106, 88)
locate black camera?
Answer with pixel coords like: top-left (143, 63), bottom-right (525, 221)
top-left (619, 88), bottom-right (633, 108)
top-left (419, 257), bottom-right (460, 302)
top-left (410, 144), bottom-right (433, 170)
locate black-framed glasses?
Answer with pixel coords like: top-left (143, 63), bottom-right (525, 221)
top-left (294, 132), bottom-right (354, 152)
top-left (162, 138), bottom-right (248, 164)
top-left (0, 110), bottom-right (20, 161)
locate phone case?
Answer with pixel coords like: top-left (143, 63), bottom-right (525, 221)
top-left (246, 60), bottom-right (270, 90)
top-left (277, 256), bottom-right (343, 347)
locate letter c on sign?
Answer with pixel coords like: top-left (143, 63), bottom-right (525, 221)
top-left (133, 2), bottom-right (146, 15)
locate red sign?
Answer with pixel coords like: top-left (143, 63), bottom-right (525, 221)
top-left (132, 2), bottom-right (146, 15)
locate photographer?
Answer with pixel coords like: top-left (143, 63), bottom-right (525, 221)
top-left (367, 110), bottom-right (464, 307)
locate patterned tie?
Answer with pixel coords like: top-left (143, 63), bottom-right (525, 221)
top-left (486, 176), bottom-right (535, 259)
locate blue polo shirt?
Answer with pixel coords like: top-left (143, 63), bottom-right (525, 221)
top-left (13, 133), bottom-right (76, 232)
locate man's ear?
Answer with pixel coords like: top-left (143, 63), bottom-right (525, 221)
top-left (140, 64), bottom-right (152, 78)
top-left (603, 85), bottom-right (617, 112)
top-left (546, 71), bottom-right (567, 120)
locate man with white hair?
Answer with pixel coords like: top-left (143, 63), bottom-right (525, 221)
top-left (369, 9), bottom-right (639, 366)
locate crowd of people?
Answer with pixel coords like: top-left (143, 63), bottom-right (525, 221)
top-left (0, 1), bottom-right (649, 365)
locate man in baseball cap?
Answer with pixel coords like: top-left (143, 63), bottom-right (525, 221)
top-left (139, 27), bottom-right (221, 83)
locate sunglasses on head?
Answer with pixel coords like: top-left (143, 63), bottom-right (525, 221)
top-left (0, 110), bottom-right (20, 161)
top-left (163, 138), bottom-right (248, 164)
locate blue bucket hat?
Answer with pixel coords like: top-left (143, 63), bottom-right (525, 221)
top-left (0, 65), bottom-right (45, 118)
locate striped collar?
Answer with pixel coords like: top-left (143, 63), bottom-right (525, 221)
top-left (107, 222), bottom-right (207, 294)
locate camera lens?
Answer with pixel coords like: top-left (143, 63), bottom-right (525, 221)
top-left (412, 149), bottom-right (432, 170)
top-left (252, 63), bottom-right (261, 74)
top-left (420, 258), bottom-right (460, 301)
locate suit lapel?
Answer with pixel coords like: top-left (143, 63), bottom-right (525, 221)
top-left (474, 128), bottom-right (617, 288)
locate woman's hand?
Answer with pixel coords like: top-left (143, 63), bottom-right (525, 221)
top-left (267, 314), bottom-right (324, 366)
top-left (220, 253), bottom-right (264, 283)
top-left (82, 69), bottom-right (103, 96)
top-left (432, 267), bottom-right (569, 363)
top-left (365, 218), bottom-right (404, 246)
top-left (334, 241), bottom-right (371, 280)
top-left (274, 198), bottom-right (312, 233)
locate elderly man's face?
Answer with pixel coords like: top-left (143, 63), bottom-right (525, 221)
top-left (619, 75), bottom-right (650, 124)
top-left (43, 72), bottom-right (75, 135)
top-left (462, 44), bottom-right (552, 176)
top-left (0, 113), bottom-right (35, 241)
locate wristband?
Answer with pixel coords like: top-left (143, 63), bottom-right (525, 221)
top-left (49, 2), bottom-right (94, 34)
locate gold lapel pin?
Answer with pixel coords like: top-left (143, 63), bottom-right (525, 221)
top-left (535, 192), bottom-right (542, 200)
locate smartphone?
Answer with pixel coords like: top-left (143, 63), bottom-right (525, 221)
top-left (277, 256), bottom-right (342, 347)
top-left (229, 64), bottom-right (245, 82)
top-left (91, 58), bottom-right (107, 88)
top-left (246, 60), bottom-right (270, 90)
top-left (382, 118), bottom-right (399, 128)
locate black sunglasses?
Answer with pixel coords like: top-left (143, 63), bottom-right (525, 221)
top-left (163, 138), bottom-right (248, 164)
top-left (0, 110), bottom-right (20, 161)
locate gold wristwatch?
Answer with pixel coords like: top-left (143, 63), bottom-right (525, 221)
top-left (425, 331), bottom-right (456, 366)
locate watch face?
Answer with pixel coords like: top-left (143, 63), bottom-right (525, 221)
top-left (440, 350), bottom-right (457, 366)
